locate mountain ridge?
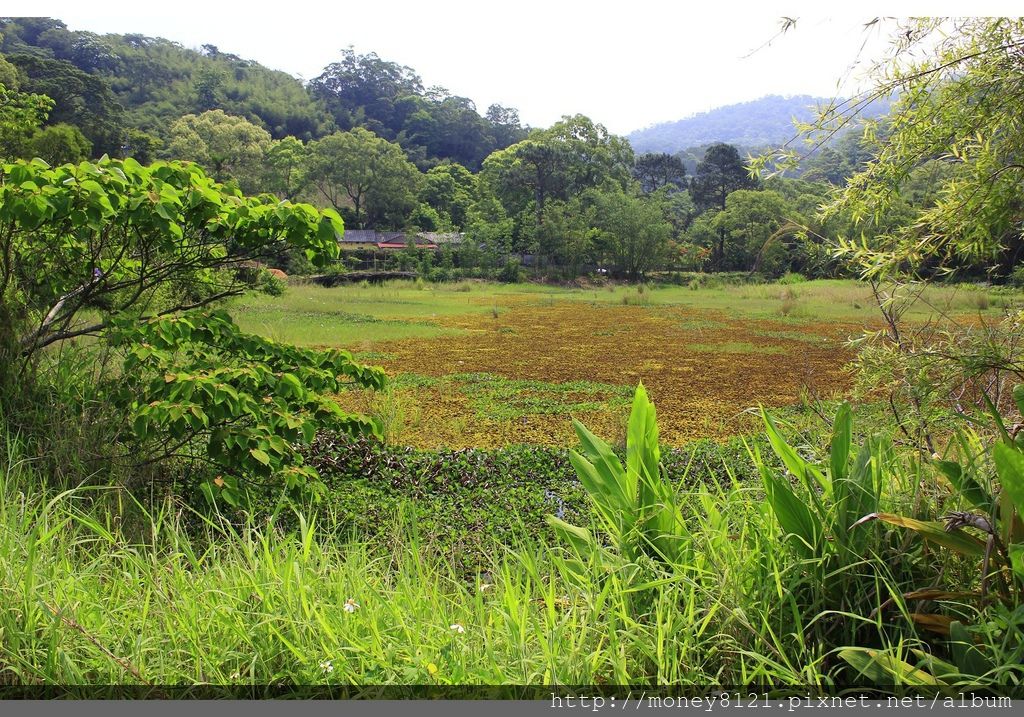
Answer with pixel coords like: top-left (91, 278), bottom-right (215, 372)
top-left (627, 94), bottom-right (892, 155)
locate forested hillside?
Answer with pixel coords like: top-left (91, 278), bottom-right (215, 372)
top-left (0, 17), bottom-right (527, 168)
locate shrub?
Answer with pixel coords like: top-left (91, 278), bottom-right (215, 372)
top-left (498, 257), bottom-right (523, 283)
top-left (778, 272), bottom-right (808, 285)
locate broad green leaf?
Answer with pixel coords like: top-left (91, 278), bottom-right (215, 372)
top-left (949, 621), bottom-right (994, 679)
top-left (829, 402), bottom-right (852, 483)
top-left (935, 460), bottom-right (992, 510)
top-left (762, 408), bottom-right (828, 494)
top-left (993, 442), bottom-right (1024, 516)
top-left (760, 462), bottom-right (824, 557)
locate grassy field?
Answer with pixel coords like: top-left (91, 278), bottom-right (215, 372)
top-left (231, 278), bottom-right (1016, 448)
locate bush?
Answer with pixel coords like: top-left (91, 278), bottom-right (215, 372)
top-left (258, 271), bottom-right (286, 296)
top-left (1009, 264), bottom-right (1024, 288)
top-left (778, 272), bottom-right (808, 285)
top-left (498, 257), bottom-right (524, 283)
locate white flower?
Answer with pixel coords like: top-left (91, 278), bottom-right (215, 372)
top-left (320, 660), bottom-right (334, 673)
top-left (344, 598), bottom-right (359, 613)
top-left (449, 623), bottom-right (466, 634)
top-left (479, 583), bottom-right (493, 593)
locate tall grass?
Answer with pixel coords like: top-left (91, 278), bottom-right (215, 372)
top-left (1, 404), bottom-right (1017, 692)
top-left (0, 427), bottom-right (843, 689)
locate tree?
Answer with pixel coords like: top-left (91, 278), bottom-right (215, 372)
top-left (761, 19), bottom-right (1024, 281)
top-left (0, 80), bottom-right (53, 161)
top-left (0, 157), bottom-right (384, 503)
top-left (690, 143), bottom-right (759, 268)
top-left (309, 47), bottom-right (424, 140)
top-left (482, 114), bottom-right (635, 264)
top-left (633, 152), bottom-right (687, 194)
top-left (306, 128), bottom-right (421, 229)
top-left (264, 135), bottom-right (309, 200)
top-left (167, 110), bottom-right (272, 192)
top-left (6, 53), bottom-right (124, 156)
top-left (26, 122), bottom-right (92, 164)
top-left (702, 189), bottom-right (801, 276)
top-left (590, 188), bottom-right (673, 280)
top-left (485, 103), bottom-right (528, 150)
top-left (690, 143), bottom-right (759, 212)
top-left (418, 163), bottom-right (477, 229)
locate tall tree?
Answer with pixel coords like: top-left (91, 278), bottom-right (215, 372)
top-left (263, 135), bottom-right (309, 200)
top-left (6, 53), bottom-right (124, 155)
top-left (306, 128), bottom-right (421, 229)
top-left (690, 142), bottom-right (759, 268)
top-left (590, 188), bottom-right (672, 280)
top-left (690, 143), bottom-right (758, 212)
top-left (167, 110), bottom-right (271, 192)
top-left (633, 152), bottom-right (687, 194)
top-left (309, 47), bottom-right (423, 140)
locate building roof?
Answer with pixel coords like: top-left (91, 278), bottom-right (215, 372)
top-left (417, 232), bottom-right (465, 244)
top-left (340, 229), bottom-right (378, 244)
top-left (377, 242), bottom-right (437, 250)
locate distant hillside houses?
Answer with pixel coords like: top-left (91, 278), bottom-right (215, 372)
top-left (339, 230), bottom-right (465, 252)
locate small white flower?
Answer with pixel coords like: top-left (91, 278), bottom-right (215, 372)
top-left (320, 659), bottom-right (334, 673)
top-left (479, 583), bottom-right (493, 593)
top-left (449, 623), bottom-right (465, 634)
top-left (344, 598), bottom-right (360, 613)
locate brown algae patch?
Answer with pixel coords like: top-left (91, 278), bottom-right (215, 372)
top-left (335, 301), bottom-right (854, 449)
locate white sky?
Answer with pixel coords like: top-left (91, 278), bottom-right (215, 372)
top-left (6, 2), bottom-right (1022, 134)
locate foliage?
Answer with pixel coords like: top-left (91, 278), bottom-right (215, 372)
top-left (111, 309), bottom-right (384, 504)
top-left (0, 17), bottom-right (333, 142)
top-left (0, 80), bottom-right (53, 160)
top-left (262, 135), bottom-right (309, 200)
top-left (307, 128), bottom-right (421, 229)
top-left (166, 109), bottom-right (272, 191)
top-left (759, 18), bottom-right (1024, 283)
top-left (589, 188), bottom-right (672, 280)
top-left (308, 47), bottom-right (525, 169)
top-left (687, 188), bottom-right (804, 277)
top-left (25, 122), bottom-right (91, 164)
top-left (632, 152), bottom-right (687, 194)
top-left (0, 155), bottom-right (383, 498)
top-left (5, 51), bottom-right (124, 156)
top-left (839, 388), bottom-right (1024, 689)
top-left (548, 384), bottom-right (690, 585)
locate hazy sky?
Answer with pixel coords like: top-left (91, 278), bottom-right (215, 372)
top-left (6, 3), bottom-right (1017, 134)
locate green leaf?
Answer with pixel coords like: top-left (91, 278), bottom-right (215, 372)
top-left (829, 402), bottom-right (852, 483)
top-left (839, 648), bottom-right (945, 687)
top-left (762, 408), bottom-right (828, 494)
top-left (1013, 384), bottom-right (1024, 418)
top-left (249, 447), bottom-right (271, 466)
top-left (949, 621), bottom-right (993, 679)
top-left (760, 461), bottom-right (824, 557)
top-left (936, 460), bottom-right (992, 510)
top-left (993, 442), bottom-right (1024, 517)
top-left (570, 421), bottom-right (633, 518)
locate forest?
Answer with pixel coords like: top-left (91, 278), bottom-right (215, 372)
top-left (0, 14), bottom-right (1023, 698)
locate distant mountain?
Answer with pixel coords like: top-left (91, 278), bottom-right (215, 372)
top-left (627, 94), bottom-right (892, 155)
